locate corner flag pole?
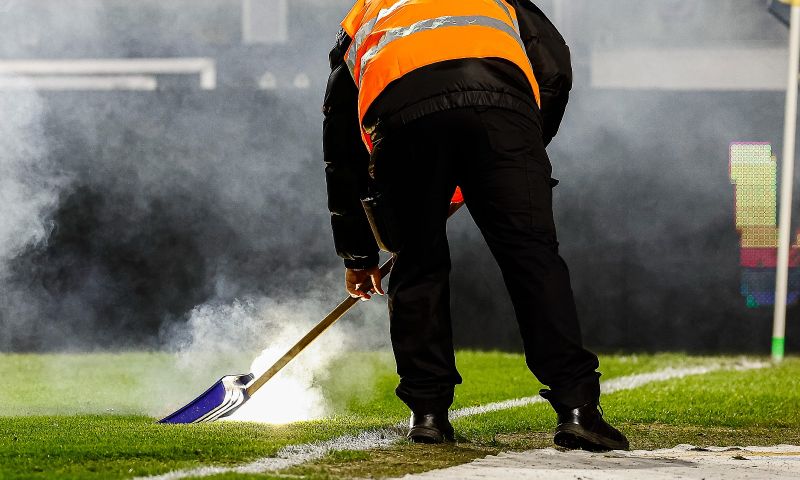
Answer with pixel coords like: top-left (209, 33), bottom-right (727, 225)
top-left (774, 1), bottom-right (800, 362)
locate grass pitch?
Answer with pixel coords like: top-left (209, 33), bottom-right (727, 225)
top-left (1, 352), bottom-right (798, 479)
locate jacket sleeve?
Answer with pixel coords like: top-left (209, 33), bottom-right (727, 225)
top-left (511, 0), bottom-right (573, 146)
top-left (323, 29), bottom-right (380, 269)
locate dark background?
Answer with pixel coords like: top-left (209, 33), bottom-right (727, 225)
top-left (0, 0), bottom-right (797, 353)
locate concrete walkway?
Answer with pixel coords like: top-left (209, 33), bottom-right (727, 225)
top-left (395, 445), bottom-right (800, 480)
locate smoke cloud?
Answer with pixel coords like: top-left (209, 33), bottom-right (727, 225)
top-left (0, 89), bottom-right (58, 268)
top-left (0, 1), bottom-right (393, 421)
top-left (0, 85), bottom-right (70, 350)
top-left (1, 0), bottom-right (797, 367)
top-left (153, 279), bottom-right (390, 422)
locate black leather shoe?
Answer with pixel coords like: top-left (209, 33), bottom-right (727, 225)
top-left (407, 412), bottom-right (454, 444)
top-left (552, 402), bottom-right (629, 451)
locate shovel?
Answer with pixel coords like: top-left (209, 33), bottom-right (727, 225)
top-left (157, 257), bottom-right (394, 423)
top-left (158, 201), bottom-right (464, 424)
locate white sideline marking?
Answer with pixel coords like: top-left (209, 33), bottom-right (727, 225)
top-left (0, 58), bottom-right (216, 89)
top-left (136, 360), bottom-right (766, 480)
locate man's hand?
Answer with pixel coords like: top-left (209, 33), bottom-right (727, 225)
top-left (346, 266), bottom-right (385, 301)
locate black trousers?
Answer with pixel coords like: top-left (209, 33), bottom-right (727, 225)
top-left (370, 106), bottom-right (600, 414)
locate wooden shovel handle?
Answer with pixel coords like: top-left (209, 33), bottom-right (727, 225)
top-left (245, 202), bottom-right (465, 397)
top-left (245, 257), bottom-right (394, 396)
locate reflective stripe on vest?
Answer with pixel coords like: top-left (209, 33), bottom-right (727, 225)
top-left (358, 16), bottom-right (526, 79)
top-left (347, 0), bottom-right (522, 74)
top-left (341, 0), bottom-right (540, 151)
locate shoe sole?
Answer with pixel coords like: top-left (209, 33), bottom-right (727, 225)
top-left (554, 424), bottom-right (629, 452)
top-left (407, 426), bottom-right (454, 444)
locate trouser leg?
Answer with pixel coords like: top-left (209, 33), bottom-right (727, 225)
top-left (370, 117), bottom-right (463, 414)
top-left (459, 107), bottom-right (600, 408)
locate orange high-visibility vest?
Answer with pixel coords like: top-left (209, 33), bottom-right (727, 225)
top-left (342, 0), bottom-right (540, 151)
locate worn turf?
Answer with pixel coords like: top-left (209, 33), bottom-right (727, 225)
top-left (0, 352), bottom-right (796, 480)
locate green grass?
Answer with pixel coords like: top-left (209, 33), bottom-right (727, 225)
top-left (320, 351), bottom-right (715, 422)
top-left (0, 352), bottom-right (797, 480)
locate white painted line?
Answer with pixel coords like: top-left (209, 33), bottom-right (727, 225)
top-left (0, 58), bottom-right (216, 89)
top-left (449, 363), bottom-right (735, 421)
top-left (0, 75), bottom-right (157, 91)
top-left (139, 426), bottom-right (406, 480)
top-left (136, 360), bottom-right (767, 480)
top-left (395, 444), bottom-right (800, 479)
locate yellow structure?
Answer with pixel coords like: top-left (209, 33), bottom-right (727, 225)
top-left (730, 143), bottom-right (776, 230)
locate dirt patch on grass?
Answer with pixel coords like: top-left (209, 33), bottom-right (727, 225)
top-left (285, 441), bottom-right (500, 479)
top-left (624, 423), bottom-right (800, 450)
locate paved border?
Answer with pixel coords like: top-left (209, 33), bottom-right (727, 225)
top-left (136, 360), bottom-right (766, 480)
top-left (393, 444), bottom-right (800, 479)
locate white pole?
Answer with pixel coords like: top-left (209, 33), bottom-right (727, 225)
top-left (774, 3), bottom-right (800, 362)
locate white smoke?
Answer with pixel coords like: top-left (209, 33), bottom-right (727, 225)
top-left (165, 283), bottom-right (389, 423)
top-left (0, 86), bottom-right (66, 276)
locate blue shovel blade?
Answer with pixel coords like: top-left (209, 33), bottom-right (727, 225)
top-left (158, 373), bottom-right (254, 424)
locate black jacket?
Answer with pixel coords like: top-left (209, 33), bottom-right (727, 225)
top-left (323, 1), bottom-right (571, 269)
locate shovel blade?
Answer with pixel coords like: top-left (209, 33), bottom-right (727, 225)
top-left (158, 373), bottom-right (254, 424)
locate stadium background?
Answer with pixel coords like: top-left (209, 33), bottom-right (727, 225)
top-left (0, 0), bottom-right (797, 353)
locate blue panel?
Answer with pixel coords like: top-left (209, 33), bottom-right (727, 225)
top-left (158, 378), bottom-right (227, 424)
top-left (740, 268), bottom-right (800, 307)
